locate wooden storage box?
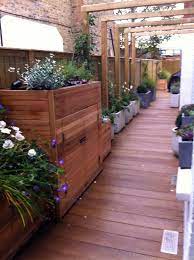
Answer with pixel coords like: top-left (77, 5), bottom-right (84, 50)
top-left (99, 121), bottom-right (111, 163)
top-left (0, 82), bottom-right (102, 218)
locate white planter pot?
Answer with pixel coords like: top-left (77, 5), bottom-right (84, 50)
top-left (112, 110), bottom-right (125, 134)
top-left (124, 103), bottom-right (133, 124)
top-left (172, 127), bottom-right (179, 156)
top-left (134, 100), bottom-right (140, 116)
top-left (170, 93), bottom-right (180, 108)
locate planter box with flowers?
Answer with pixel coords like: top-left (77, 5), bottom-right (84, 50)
top-left (177, 125), bottom-right (193, 169)
top-left (124, 103), bottom-right (133, 124)
top-left (141, 77), bottom-right (157, 102)
top-left (175, 104), bottom-right (194, 129)
top-left (0, 55), bottom-right (102, 218)
top-left (0, 112), bottom-right (64, 258)
top-left (170, 83), bottom-right (180, 108)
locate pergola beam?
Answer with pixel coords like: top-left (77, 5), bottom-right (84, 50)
top-left (116, 17), bottom-right (194, 29)
top-left (125, 23), bottom-right (194, 34)
top-left (81, 0), bottom-right (193, 13)
top-left (134, 28), bottom-right (194, 36)
top-left (101, 7), bottom-right (194, 22)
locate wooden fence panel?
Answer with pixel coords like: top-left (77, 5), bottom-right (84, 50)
top-left (162, 58), bottom-right (181, 74)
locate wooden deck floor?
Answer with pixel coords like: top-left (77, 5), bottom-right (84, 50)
top-left (16, 92), bottom-right (183, 260)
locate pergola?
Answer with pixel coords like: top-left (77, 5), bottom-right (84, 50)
top-left (81, 0), bottom-right (194, 108)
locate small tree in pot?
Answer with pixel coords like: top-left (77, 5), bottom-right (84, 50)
top-left (177, 125), bottom-right (194, 169)
top-left (157, 69), bottom-right (170, 91)
top-left (137, 84), bottom-right (151, 109)
top-left (170, 82), bottom-right (180, 108)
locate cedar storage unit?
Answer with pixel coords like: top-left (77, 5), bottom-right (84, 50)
top-left (0, 82), bottom-right (103, 218)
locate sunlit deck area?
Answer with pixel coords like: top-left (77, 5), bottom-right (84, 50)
top-left (15, 91), bottom-right (183, 260)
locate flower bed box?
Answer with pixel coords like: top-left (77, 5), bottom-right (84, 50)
top-left (112, 110), bottom-right (125, 134)
top-left (179, 139), bottom-right (193, 169)
top-left (99, 120), bottom-right (111, 162)
top-left (170, 93), bottom-right (180, 108)
top-left (138, 91), bottom-right (151, 109)
top-left (182, 115), bottom-right (194, 126)
top-left (124, 103), bottom-right (133, 124)
top-left (0, 198), bottom-right (40, 259)
top-left (0, 81), bottom-right (102, 218)
top-left (157, 79), bottom-right (167, 91)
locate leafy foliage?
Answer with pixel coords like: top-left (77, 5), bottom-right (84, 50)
top-left (142, 77), bottom-right (156, 90)
top-left (0, 117), bottom-right (66, 227)
top-left (137, 84), bottom-right (149, 94)
top-left (158, 69), bottom-right (171, 80)
top-left (177, 124), bottom-right (194, 141)
top-left (170, 82), bottom-right (180, 94)
top-left (176, 104), bottom-right (194, 128)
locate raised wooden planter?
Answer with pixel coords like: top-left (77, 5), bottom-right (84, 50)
top-left (0, 198), bottom-right (40, 259)
top-left (157, 79), bottom-right (167, 91)
top-left (99, 120), bottom-right (111, 163)
top-left (0, 82), bottom-right (102, 218)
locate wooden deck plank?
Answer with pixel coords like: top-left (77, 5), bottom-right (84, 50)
top-left (16, 92), bottom-right (183, 260)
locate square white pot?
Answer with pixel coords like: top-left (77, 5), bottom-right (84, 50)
top-left (172, 127), bottom-right (179, 156)
top-left (170, 93), bottom-right (180, 108)
top-left (124, 103), bottom-right (133, 124)
top-left (112, 110), bottom-right (125, 134)
top-left (134, 100), bottom-right (140, 116)
top-left (111, 124), bottom-right (114, 140)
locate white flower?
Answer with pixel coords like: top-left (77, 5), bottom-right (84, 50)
top-left (1, 128), bottom-right (11, 134)
top-left (3, 140), bottom-right (14, 149)
top-left (15, 132), bottom-right (25, 141)
top-left (0, 121), bottom-right (6, 128)
top-left (11, 126), bottom-right (20, 132)
top-left (28, 149), bottom-right (37, 157)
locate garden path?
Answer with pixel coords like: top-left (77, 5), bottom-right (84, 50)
top-left (16, 91), bottom-right (183, 260)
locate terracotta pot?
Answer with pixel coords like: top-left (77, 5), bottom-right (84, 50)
top-left (157, 79), bottom-right (167, 91)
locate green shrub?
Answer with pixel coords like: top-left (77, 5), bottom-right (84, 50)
top-left (171, 83), bottom-right (180, 94)
top-left (158, 69), bottom-right (171, 80)
top-left (142, 77), bottom-right (156, 90)
top-left (137, 84), bottom-right (149, 94)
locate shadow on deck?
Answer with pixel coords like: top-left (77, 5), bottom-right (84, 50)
top-left (16, 91), bottom-right (183, 260)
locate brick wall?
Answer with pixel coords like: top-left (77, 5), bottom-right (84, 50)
top-left (0, 0), bottom-right (114, 54)
top-left (0, 0), bottom-right (74, 52)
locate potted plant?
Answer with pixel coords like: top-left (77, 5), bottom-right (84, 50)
top-left (175, 104), bottom-right (194, 128)
top-left (142, 77), bottom-right (156, 102)
top-left (128, 89), bottom-right (140, 116)
top-left (0, 54), bottom-right (102, 218)
top-left (137, 84), bottom-right (151, 109)
top-left (110, 98), bottom-right (125, 134)
top-left (170, 83), bottom-right (180, 108)
top-left (157, 69), bottom-right (170, 91)
top-left (0, 115), bottom-right (66, 258)
top-left (177, 125), bottom-right (194, 169)
top-left (121, 86), bottom-right (133, 124)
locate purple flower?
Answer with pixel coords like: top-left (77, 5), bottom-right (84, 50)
top-left (33, 185), bottom-right (40, 192)
top-left (58, 183), bottom-right (68, 193)
top-left (54, 196), bottom-right (60, 203)
top-left (51, 139), bottom-right (57, 148)
top-left (22, 191), bottom-right (30, 197)
top-left (0, 104), bottom-right (4, 110)
top-left (59, 159), bottom-right (64, 166)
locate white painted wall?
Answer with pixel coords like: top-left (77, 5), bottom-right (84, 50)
top-left (180, 34), bottom-right (194, 108)
top-left (1, 15), bottom-right (64, 52)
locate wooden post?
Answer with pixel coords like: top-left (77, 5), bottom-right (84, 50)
top-left (124, 32), bottom-right (129, 88)
top-left (82, 11), bottom-right (89, 33)
top-left (114, 26), bottom-right (121, 98)
top-left (101, 21), bottom-right (108, 108)
top-left (131, 34), bottom-right (136, 86)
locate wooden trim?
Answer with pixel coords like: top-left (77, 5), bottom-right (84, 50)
top-left (101, 21), bottom-right (108, 109)
top-left (117, 17), bottom-right (194, 29)
top-left (48, 91), bottom-right (58, 164)
top-left (82, 11), bottom-right (89, 34)
top-left (114, 26), bottom-right (121, 98)
top-left (81, 0), bottom-right (193, 12)
top-left (134, 29), bottom-right (194, 37)
top-left (124, 33), bottom-right (129, 88)
top-left (131, 35), bottom-right (136, 86)
top-left (101, 8), bottom-right (194, 22)
top-left (125, 23), bottom-right (194, 34)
